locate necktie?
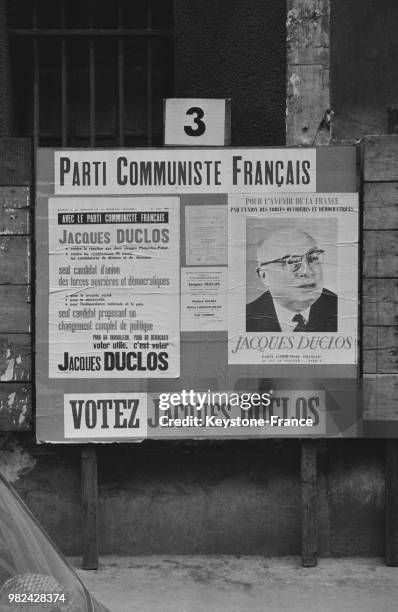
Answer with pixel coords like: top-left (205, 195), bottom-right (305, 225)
top-left (292, 313), bottom-right (307, 331)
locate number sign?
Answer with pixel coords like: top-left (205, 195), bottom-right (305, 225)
top-left (164, 98), bottom-right (230, 146)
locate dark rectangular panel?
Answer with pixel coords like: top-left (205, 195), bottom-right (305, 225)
top-left (317, 146), bottom-right (358, 192)
top-left (0, 138), bottom-right (31, 185)
top-left (0, 286), bottom-right (30, 333)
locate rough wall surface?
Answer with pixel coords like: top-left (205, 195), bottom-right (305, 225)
top-left (174, 0), bottom-right (287, 146)
top-left (286, 0), bottom-right (331, 145)
top-left (10, 439), bottom-right (384, 556)
top-left (331, 0), bottom-right (398, 140)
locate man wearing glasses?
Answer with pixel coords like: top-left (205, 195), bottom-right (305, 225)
top-left (246, 227), bottom-right (337, 332)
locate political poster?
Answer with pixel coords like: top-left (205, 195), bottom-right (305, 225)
top-left (228, 193), bottom-right (359, 366)
top-left (48, 197), bottom-right (180, 378)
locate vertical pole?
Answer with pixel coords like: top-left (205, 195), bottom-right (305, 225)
top-left (32, 2), bottom-right (39, 150)
top-left (117, 0), bottom-right (124, 146)
top-left (301, 440), bottom-right (318, 567)
top-left (60, 0), bottom-right (68, 146)
top-left (385, 440), bottom-right (398, 565)
top-left (81, 447), bottom-right (98, 570)
top-left (0, 0), bottom-right (12, 136)
top-left (146, 0), bottom-right (152, 146)
top-left (88, 0), bottom-right (95, 147)
top-left (81, 2), bottom-right (97, 570)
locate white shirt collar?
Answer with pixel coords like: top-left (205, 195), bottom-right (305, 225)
top-left (273, 301), bottom-right (311, 332)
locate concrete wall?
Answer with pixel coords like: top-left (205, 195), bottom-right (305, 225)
top-left (331, 0), bottom-right (398, 140)
top-left (9, 439), bottom-right (384, 557)
top-left (174, 0), bottom-right (287, 146)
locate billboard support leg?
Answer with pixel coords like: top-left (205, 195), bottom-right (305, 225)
top-left (81, 446), bottom-right (99, 570)
top-left (301, 440), bottom-right (318, 567)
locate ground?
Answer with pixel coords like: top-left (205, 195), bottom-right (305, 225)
top-left (73, 556), bottom-right (398, 612)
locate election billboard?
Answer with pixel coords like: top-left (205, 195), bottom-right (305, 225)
top-left (36, 146), bottom-right (359, 442)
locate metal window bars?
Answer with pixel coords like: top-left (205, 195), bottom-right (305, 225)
top-left (8, 0), bottom-right (174, 148)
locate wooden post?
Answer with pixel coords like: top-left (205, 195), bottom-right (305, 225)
top-left (385, 440), bottom-right (398, 565)
top-left (301, 440), bottom-right (318, 567)
top-left (81, 447), bottom-right (99, 570)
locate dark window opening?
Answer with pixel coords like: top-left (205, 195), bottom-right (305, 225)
top-left (7, 0), bottom-right (174, 147)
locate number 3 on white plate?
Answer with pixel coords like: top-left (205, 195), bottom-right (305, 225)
top-left (164, 98), bottom-right (230, 146)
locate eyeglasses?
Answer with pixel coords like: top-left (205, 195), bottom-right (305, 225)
top-left (257, 248), bottom-right (324, 274)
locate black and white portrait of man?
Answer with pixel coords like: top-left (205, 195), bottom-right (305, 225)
top-left (246, 223), bottom-right (338, 333)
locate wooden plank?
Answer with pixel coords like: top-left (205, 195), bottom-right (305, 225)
top-left (363, 230), bottom-right (398, 277)
top-left (362, 134), bottom-right (398, 424)
top-left (363, 136), bottom-right (398, 182)
top-left (363, 374), bottom-right (398, 420)
top-left (301, 440), bottom-right (317, 567)
top-left (0, 236), bottom-right (30, 283)
top-left (0, 382), bottom-right (31, 430)
top-left (0, 186), bottom-right (30, 235)
top-left (0, 139), bottom-right (31, 185)
top-left (0, 286), bottom-right (30, 333)
top-left (363, 279), bottom-right (398, 327)
top-left (363, 183), bottom-right (398, 230)
top-left (363, 327), bottom-right (398, 374)
top-left (0, 334), bottom-right (31, 381)
top-left (386, 440), bottom-right (398, 565)
top-left (81, 447), bottom-right (98, 570)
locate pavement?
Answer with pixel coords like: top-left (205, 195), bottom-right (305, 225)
top-left (72, 556), bottom-right (398, 612)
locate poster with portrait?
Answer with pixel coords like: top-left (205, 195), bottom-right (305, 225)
top-left (228, 193), bottom-right (359, 366)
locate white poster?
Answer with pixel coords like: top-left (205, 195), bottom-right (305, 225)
top-left (228, 193), bottom-right (358, 365)
top-left (185, 205), bottom-right (227, 265)
top-left (181, 267), bottom-right (227, 331)
top-left (54, 148), bottom-right (316, 195)
top-left (48, 196), bottom-right (180, 378)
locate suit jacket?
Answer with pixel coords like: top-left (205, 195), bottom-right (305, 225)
top-left (246, 288), bottom-right (338, 332)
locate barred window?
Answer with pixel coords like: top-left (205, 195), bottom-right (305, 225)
top-left (7, 0), bottom-right (174, 147)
